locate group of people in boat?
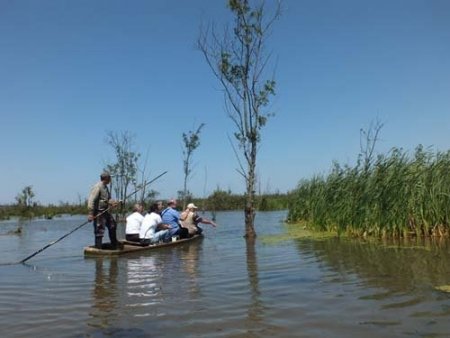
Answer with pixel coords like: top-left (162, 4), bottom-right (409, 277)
top-left (87, 171), bottom-right (216, 250)
top-left (125, 199), bottom-right (216, 246)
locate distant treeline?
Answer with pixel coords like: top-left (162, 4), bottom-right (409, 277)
top-left (0, 203), bottom-right (86, 221)
top-left (287, 146), bottom-right (450, 238)
top-left (190, 190), bottom-right (291, 213)
top-left (0, 190), bottom-right (291, 220)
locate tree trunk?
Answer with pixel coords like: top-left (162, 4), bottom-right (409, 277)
top-left (244, 203), bottom-right (256, 238)
top-left (244, 144), bottom-right (257, 238)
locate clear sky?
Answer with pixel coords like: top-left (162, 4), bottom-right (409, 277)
top-left (1, 0), bottom-right (449, 205)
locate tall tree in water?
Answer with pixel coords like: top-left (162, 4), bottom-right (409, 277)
top-left (181, 123), bottom-right (205, 209)
top-left (198, 0), bottom-right (281, 238)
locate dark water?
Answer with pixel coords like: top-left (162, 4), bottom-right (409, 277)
top-left (0, 211), bottom-right (449, 337)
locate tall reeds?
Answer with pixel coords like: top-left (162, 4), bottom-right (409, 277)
top-left (288, 145), bottom-right (450, 237)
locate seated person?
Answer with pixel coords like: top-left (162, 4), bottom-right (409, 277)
top-left (161, 199), bottom-right (182, 237)
top-left (125, 203), bottom-right (144, 242)
top-left (140, 201), bottom-right (170, 245)
top-left (180, 202), bottom-right (217, 236)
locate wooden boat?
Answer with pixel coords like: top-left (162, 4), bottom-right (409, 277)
top-left (84, 234), bottom-right (203, 257)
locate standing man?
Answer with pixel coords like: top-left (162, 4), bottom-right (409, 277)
top-left (87, 172), bottom-right (120, 249)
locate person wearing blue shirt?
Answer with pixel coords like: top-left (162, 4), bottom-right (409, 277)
top-left (161, 199), bottom-right (181, 237)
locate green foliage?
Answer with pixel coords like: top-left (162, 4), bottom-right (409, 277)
top-left (288, 145), bottom-right (450, 238)
top-left (15, 186), bottom-right (35, 207)
top-left (0, 190), bottom-right (290, 220)
top-left (187, 188), bottom-right (290, 212)
top-left (217, 1), bottom-right (277, 148)
top-left (206, 188), bottom-right (245, 211)
top-left (257, 192), bottom-right (291, 211)
top-left (0, 202), bottom-right (87, 220)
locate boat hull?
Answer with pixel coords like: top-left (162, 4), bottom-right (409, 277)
top-left (84, 234), bottom-right (203, 257)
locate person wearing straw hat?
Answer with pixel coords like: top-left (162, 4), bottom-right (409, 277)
top-left (180, 202), bottom-right (217, 236)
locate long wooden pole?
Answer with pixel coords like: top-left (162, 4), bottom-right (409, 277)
top-left (17, 171), bottom-right (168, 264)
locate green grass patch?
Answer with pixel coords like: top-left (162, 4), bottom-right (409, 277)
top-left (434, 285), bottom-right (450, 293)
top-left (380, 245), bottom-right (431, 251)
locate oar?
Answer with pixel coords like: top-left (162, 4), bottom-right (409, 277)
top-left (17, 171), bottom-right (168, 264)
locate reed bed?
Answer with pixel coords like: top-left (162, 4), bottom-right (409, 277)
top-left (287, 146), bottom-right (450, 237)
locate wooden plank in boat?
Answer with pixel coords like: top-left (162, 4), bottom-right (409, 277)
top-left (83, 234), bottom-right (203, 257)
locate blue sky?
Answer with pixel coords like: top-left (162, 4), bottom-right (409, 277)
top-left (1, 0), bottom-right (449, 205)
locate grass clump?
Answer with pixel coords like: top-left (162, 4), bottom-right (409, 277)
top-left (434, 285), bottom-right (450, 293)
top-left (287, 145), bottom-right (450, 238)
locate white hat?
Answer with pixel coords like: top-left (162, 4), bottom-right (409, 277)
top-left (187, 203), bottom-right (198, 209)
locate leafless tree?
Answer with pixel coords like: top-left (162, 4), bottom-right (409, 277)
top-left (359, 119), bottom-right (384, 173)
top-left (181, 123), bottom-right (205, 209)
top-left (104, 130), bottom-right (140, 219)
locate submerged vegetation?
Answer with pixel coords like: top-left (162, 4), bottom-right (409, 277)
top-left (435, 285), bottom-right (450, 293)
top-left (260, 221), bottom-right (336, 245)
top-left (288, 145), bottom-right (450, 238)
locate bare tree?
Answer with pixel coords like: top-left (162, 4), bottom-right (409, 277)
top-left (104, 130), bottom-right (140, 219)
top-left (198, 0), bottom-right (281, 238)
top-left (181, 123), bottom-right (205, 209)
top-left (136, 147), bottom-right (151, 205)
top-left (359, 119), bottom-right (384, 173)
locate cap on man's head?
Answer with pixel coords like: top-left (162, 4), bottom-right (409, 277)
top-left (167, 199), bottom-right (177, 206)
top-left (100, 172), bottom-right (111, 180)
top-left (187, 203), bottom-right (198, 209)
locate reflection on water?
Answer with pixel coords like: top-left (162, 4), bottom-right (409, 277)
top-left (296, 237), bottom-right (450, 293)
top-left (89, 258), bottom-right (119, 329)
top-left (245, 238), bottom-right (264, 330)
top-left (126, 255), bottom-right (163, 313)
top-left (293, 236), bottom-right (450, 336)
top-left (87, 240), bottom-right (205, 335)
top-left (0, 213), bottom-right (449, 337)
top-left (181, 241), bottom-right (201, 296)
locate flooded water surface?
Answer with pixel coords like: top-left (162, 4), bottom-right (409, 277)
top-left (0, 211), bottom-right (449, 337)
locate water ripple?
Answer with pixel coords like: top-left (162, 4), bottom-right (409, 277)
top-left (0, 213), bottom-right (449, 337)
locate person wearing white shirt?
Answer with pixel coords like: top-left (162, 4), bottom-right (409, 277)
top-left (140, 201), bottom-right (170, 245)
top-left (125, 204), bottom-right (144, 242)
